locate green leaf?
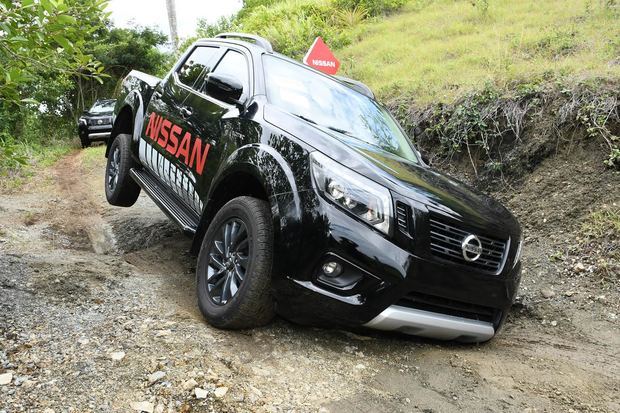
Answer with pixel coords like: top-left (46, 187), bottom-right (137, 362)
top-left (56, 14), bottom-right (76, 25)
top-left (52, 34), bottom-right (73, 51)
top-left (40, 0), bottom-right (54, 14)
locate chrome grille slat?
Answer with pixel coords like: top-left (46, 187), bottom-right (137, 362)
top-left (429, 217), bottom-right (507, 274)
top-left (396, 202), bottom-right (411, 235)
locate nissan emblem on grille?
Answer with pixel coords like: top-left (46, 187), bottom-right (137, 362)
top-left (461, 234), bottom-right (483, 262)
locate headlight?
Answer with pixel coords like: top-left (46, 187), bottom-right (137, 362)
top-left (310, 152), bottom-right (392, 235)
top-left (514, 239), bottom-right (523, 267)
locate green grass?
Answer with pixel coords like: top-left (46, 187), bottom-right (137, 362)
top-left (81, 145), bottom-right (106, 169)
top-left (0, 140), bottom-right (75, 191)
top-left (582, 206), bottom-right (620, 239)
top-left (339, 0), bottom-right (620, 103)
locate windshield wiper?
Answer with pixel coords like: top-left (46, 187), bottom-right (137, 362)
top-left (325, 125), bottom-right (353, 136)
top-left (293, 114), bottom-right (317, 125)
top-left (293, 113), bottom-right (354, 137)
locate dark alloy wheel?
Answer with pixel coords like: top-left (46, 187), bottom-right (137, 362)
top-left (196, 196), bottom-right (275, 329)
top-left (107, 145), bottom-right (121, 192)
top-left (206, 218), bottom-right (250, 305)
top-left (104, 133), bottom-right (141, 207)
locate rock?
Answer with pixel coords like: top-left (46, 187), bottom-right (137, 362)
top-left (540, 288), bottom-right (555, 299)
top-left (550, 320), bottom-right (558, 326)
top-left (154, 404), bottom-right (165, 413)
top-left (78, 338), bottom-right (90, 346)
top-left (110, 351), bottom-right (126, 361)
top-left (43, 409), bottom-right (55, 413)
top-left (194, 387), bottom-right (208, 399)
top-left (573, 262), bottom-right (586, 273)
top-left (131, 401), bottom-right (154, 413)
top-left (214, 387), bottom-right (228, 398)
top-left (155, 330), bottom-right (172, 337)
top-left (147, 371), bottom-right (166, 385)
top-left (564, 291), bottom-right (576, 297)
top-left (354, 364), bottom-right (366, 370)
top-left (594, 295), bottom-right (607, 303)
top-left (0, 372), bottom-right (12, 385)
top-left (22, 379), bottom-right (36, 388)
top-left (182, 379), bottom-right (198, 391)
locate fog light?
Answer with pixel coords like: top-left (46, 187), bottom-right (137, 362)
top-left (322, 261), bottom-right (343, 277)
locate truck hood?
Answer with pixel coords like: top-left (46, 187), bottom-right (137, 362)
top-left (263, 105), bottom-right (519, 236)
top-left (352, 145), bottom-right (518, 233)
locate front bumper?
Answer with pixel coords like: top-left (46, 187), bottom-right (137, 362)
top-left (363, 305), bottom-right (495, 343)
top-left (79, 124), bottom-right (112, 140)
top-left (272, 191), bottom-right (522, 342)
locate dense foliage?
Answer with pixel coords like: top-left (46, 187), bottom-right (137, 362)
top-left (0, 0), bottom-right (169, 178)
top-left (195, 0), bottom-right (407, 58)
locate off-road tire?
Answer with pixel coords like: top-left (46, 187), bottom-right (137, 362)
top-left (105, 133), bottom-right (141, 207)
top-left (196, 196), bottom-right (275, 329)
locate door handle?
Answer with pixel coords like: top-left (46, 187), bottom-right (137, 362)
top-left (180, 107), bottom-right (193, 118)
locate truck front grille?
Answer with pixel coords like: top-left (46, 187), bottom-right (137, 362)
top-left (429, 217), bottom-right (507, 274)
top-left (88, 117), bottom-right (112, 126)
top-left (397, 291), bottom-right (501, 324)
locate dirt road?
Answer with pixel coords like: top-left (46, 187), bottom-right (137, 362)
top-left (1, 147), bottom-right (618, 412)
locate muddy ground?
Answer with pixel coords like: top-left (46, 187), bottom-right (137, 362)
top-left (0, 145), bottom-right (618, 413)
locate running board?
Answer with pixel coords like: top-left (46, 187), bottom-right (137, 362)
top-left (130, 169), bottom-right (200, 236)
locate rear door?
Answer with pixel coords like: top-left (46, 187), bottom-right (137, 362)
top-left (180, 47), bottom-right (253, 197)
top-left (139, 45), bottom-right (222, 214)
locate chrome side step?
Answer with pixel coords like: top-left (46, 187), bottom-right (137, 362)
top-left (130, 169), bottom-right (200, 236)
top-left (363, 305), bottom-right (495, 343)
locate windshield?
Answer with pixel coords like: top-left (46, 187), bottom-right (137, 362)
top-left (262, 55), bottom-right (418, 163)
top-left (89, 100), bottom-right (115, 114)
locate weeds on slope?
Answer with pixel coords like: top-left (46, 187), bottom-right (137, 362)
top-left (389, 79), bottom-right (620, 181)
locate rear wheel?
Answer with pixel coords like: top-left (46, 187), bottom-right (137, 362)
top-left (196, 196), bottom-right (275, 329)
top-left (105, 133), bottom-right (141, 207)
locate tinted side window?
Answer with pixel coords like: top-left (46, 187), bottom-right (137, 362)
top-left (212, 50), bottom-right (250, 99)
top-left (177, 46), bottom-right (219, 89)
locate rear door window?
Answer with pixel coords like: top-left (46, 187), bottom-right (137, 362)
top-left (177, 46), bottom-right (220, 90)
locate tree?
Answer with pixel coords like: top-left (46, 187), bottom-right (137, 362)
top-left (0, 0), bottom-right (109, 106)
top-left (74, 26), bottom-right (170, 113)
top-left (165, 0), bottom-right (179, 50)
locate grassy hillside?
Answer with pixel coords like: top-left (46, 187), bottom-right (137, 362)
top-left (339, 0), bottom-right (620, 103)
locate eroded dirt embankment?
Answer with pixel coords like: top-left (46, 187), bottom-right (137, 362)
top-left (0, 140), bottom-right (618, 413)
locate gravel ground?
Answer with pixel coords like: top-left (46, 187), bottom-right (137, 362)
top-left (0, 147), bottom-right (618, 413)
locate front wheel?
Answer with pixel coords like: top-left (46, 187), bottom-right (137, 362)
top-left (80, 134), bottom-right (91, 148)
top-left (196, 196), bottom-right (275, 329)
top-left (105, 133), bottom-right (141, 207)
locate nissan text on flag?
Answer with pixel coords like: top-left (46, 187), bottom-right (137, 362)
top-left (105, 32), bottom-right (522, 343)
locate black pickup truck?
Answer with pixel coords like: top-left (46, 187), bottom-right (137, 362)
top-left (105, 33), bottom-right (522, 342)
top-left (78, 99), bottom-right (116, 148)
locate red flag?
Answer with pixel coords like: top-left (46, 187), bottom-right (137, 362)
top-left (303, 37), bottom-right (341, 75)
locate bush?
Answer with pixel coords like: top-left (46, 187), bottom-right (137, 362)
top-left (333, 0), bottom-right (407, 16)
top-left (196, 0), bottom-right (408, 59)
top-left (238, 0), bottom-right (353, 58)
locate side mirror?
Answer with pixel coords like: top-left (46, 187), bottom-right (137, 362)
top-left (204, 73), bottom-right (244, 108)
